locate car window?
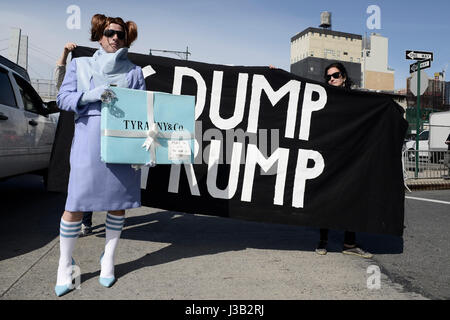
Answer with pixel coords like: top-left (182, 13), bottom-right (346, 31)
top-left (420, 131), bottom-right (429, 140)
top-left (0, 67), bottom-right (18, 108)
top-left (13, 73), bottom-right (45, 115)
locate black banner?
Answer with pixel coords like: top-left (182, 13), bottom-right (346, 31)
top-left (48, 46), bottom-right (407, 236)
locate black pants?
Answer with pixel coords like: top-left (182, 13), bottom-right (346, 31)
top-left (82, 212), bottom-right (93, 226)
top-left (320, 229), bottom-right (356, 246)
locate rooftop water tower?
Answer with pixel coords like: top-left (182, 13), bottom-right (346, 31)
top-left (319, 11), bottom-right (331, 29)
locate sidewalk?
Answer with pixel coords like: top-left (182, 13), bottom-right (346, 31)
top-left (0, 207), bottom-right (426, 300)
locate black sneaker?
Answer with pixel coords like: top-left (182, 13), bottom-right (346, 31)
top-left (315, 241), bottom-right (327, 255)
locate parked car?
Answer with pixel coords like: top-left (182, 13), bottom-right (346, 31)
top-left (404, 130), bottom-right (429, 161)
top-left (0, 55), bottom-right (59, 183)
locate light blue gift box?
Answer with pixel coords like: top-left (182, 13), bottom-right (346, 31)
top-left (100, 87), bottom-right (195, 165)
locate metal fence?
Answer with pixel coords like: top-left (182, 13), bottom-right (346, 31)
top-left (402, 150), bottom-right (450, 180)
top-left (30, 79), bottom-right (57, 102)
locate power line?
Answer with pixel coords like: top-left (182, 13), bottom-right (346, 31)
top-left (29, 45), bottom-right (58, 62)
top-left (1, 37), bottom-right (59, 61)
top-left (28, 47), bottom-right (57, 65)
top-left (27, 53), bottom-right (56, 79)
top-left (27, 64), bottom-right (47, 79)
top-left (29, 41), bottom-right (59, 60)
top-left (28, 53), bottom-right (56, 79)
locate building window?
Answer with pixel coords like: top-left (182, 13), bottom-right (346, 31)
top-left (343, 52), bottom-right (348, 55)
top-left (324, 49), bottom-right (337, 58)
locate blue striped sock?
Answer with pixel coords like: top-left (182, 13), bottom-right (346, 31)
top-left (60, 219), bottom-right (82, 238)
top-left (57, 218), bottom-right (81, 286)
top-left (101, 213), bottom-right (125, 279)
top-left (105, 213), bottom-right (125, 231)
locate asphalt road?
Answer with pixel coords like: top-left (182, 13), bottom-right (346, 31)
top-left (372, 190), bottom-right (450, 300)
top-left (0, 174), bottom-right (448, 300)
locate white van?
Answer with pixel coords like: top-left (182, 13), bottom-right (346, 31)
top-left (429, 111), bottom-right (450, 151)
top-left (0, 55), bottom-right (59, 181)
top-left (405, 112), bottom-right (450, 162)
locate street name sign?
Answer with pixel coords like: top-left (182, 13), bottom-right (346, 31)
top-left (410, 59), bottom-right (431, 73)
top-left (406, 50), bottom-right (433, 61)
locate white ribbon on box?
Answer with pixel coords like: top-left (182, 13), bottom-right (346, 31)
top-left (101, 90), bottom-right (194, 169)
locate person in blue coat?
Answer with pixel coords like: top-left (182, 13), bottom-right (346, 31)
top-left (54, 13), bottom-right (146, 296)
top-left (54, 42), bottom-right (94, 236)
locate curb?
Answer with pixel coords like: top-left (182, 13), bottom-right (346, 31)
top-left (406, 180), bottom-right (450, 191)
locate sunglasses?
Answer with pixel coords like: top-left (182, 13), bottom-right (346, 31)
top-left (103, 29), bottom-right (126, 40)
top-left (325, 72), bottom-right (342, 81)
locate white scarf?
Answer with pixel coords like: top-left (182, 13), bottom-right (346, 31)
top-left (76, 47), bottom-right (135, 92)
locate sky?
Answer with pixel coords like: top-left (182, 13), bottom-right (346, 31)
top-left (0, 0), bottom-right (449, 90)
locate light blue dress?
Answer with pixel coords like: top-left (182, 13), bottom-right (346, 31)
top-left (57, 58), bottom-right (146, 212)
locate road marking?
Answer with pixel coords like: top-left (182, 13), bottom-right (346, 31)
top-left (405, 196), bottom-right (450, 205)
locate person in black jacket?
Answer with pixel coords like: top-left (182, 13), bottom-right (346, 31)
top-left (315, 62), bottom-right (373, 258)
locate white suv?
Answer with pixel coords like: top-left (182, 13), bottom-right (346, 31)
top-left (0, 55), bottom-right (58, 181)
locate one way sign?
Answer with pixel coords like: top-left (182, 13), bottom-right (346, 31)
top-left (406, 50), bottom-right (433, 61)
top-left (410, 59), bottom-right (431, 73)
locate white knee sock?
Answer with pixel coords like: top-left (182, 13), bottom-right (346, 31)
top-left (56, 218), bottom-right (81, 286)
top-left (100, 213), bottom-right (125, 279)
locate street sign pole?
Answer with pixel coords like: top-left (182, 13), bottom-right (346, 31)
top-left (415, 62), bottom-right (421, 178)
top-left (406, 49), bottom-right (432, 178)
